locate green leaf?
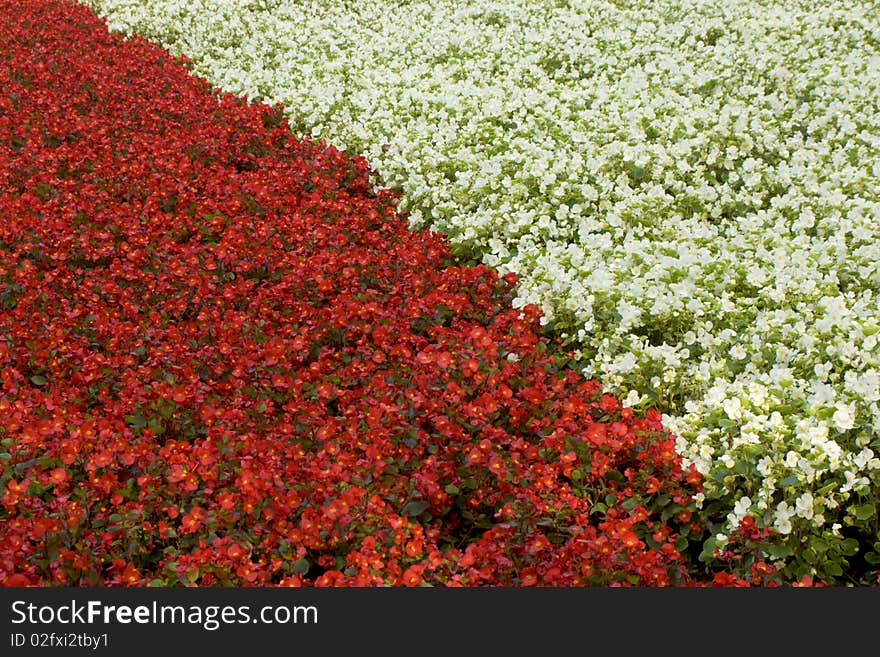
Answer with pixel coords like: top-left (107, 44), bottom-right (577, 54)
top-left (816, 481), bottom-right (838, 495)
top-left (30, 375), bottom-right (46, 386)
top-left (674, 536), bottom-right (688, 552)
top-left (854, 503), bottom-right (876, 521)
top-left (780, 475), bottom-right (799, 487)
top-left (604, 468), bottom-right (625, 483)
top-left (864, 552), bottom-right (880, 565)
top-left (444, 484), bottom-right (459, 495)
top-left (14, 457), bottom-right (41, 474)
top-left (292, 558), bottom-right (311, 575)
top-left (627, 162), bottom-right (645, 180)
top-left (840, 538), bottom-right (860, 556)
top-left (808, 536), bottom-right (829, 554)
top-left (698, 536), bottom-right (717, 563)
top-left (821, 561), bottom-right (843, 578)
top-left (403, 500), bottom-right (429, 517)
top-left (763, 544), bottom-right (793, 559)
top-left (734, 460), bottom-right (750, 475)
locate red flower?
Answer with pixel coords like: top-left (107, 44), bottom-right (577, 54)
top-left (47, 468), bottom-right (68, 486)
top-left (227, 543), bottom-right (247, 560)
top-left (400, 565), bottom-right (425, 587)
top-left (3, 573), bottom-right (32, 587)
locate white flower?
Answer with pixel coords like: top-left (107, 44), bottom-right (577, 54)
top-left (840, 470), bottom-right (860, 493)
top-left (775, 501), bottom-right (795, 520)
top-left (623, 389), bottom-right (642, 408)
top-left (774, 501), bottom-right (796, 535)
top-left (854, 448), bottom-right (874, 470)
top-left (733, 496), bottom-right (752, 518)
top-left (795, 492), bottom-right (814, 520)
top-left (832, 404), bottom-right (856, 432)
top-left (774, 516), bottom-right (793, 535)
top-left (723, 397), bottom-right (742, 421)
top-left (748, 382), bottom-right (767, 408)
top-left (616, 352), bottom-right (638, 374)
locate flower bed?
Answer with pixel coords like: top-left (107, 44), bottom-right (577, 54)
top-left (0, 0), bottom-right (741, 587)
top-left (79, 0), bottom-right (880, 583)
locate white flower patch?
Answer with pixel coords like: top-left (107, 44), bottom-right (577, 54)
top-left (80, 0), bottom-right (880, 569)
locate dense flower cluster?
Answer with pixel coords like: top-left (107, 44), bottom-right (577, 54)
top-left (80, 0), bottom-right (880, 582)
top-left (0, 0), bottom-right (725, 587)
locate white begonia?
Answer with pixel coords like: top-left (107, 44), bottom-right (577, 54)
top-left (840, 470), bottom-right (860, 493)
top-left (82, 0), bottom-right (880, 574)
top-left (774, 501), bottom-right (796, 535)
top-left (623, 389), bottom-right (642, 408)
top-left (774, 515), bottom-right (793, 536)
top-left (797, 458), bottom-right (816, 483)
top-left (748, 382), bottom-right (767, 409)
top-left (757, 456), bottom-right (774, 477)
top-left (795, 492), bottom-right (814, 520)
top-left (730, 345), bottom-right (747, 361)
top-left (723, 397), bottom-right (742, 421)
top-left (832, 404), bottom-right (856, 432)
top-left (854, 448), bottom-right (874, 470)
top-left (733, 496), bottom-right (752, 519)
